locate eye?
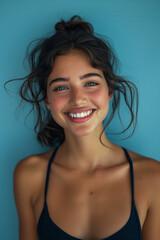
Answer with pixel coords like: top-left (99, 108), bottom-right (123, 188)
top-left (85, 82), bottom-right (99, 87)
top-left (53, 86), bottom-right (68, 91)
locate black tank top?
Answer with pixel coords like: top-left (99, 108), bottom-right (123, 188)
top-left (37, 147), bottom-right (142, 240)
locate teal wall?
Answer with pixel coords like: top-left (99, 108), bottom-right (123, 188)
top-left (1, 0), bottom-right (160, 239)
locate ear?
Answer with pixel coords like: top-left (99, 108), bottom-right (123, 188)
top-left (44, 97), bottom-right (51, 110)
top-left (41, 90), bottom-right (51, 110)
top-left (108, 87), bottom-right (113, 100)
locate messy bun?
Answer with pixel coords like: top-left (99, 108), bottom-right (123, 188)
top-left (55, 15), bottom-right (93, 34)
top-left (6, 15), bottom-right (138, 147)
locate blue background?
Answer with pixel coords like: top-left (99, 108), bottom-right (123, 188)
top-left (1, 0), bottom-right (160, 239)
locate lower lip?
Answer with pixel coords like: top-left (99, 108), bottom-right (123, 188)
top-left (64, 110), bottom-right (95, 123)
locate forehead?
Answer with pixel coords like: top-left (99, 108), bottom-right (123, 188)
top-left (49, 50), bottom-right (103, 78)
top-left (54, 50), bottom-right (91, 67)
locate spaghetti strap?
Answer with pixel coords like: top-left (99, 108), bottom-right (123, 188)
top-left (38, 146), bottom-right (142, 240)
top-left (44, 147), bottom-right (59, 202)
top-left (44, 147), bottom-right (135, 203)
top-left (122, 147), bottom-right (134, 203)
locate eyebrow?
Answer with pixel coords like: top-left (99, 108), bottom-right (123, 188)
top-left (48, 72), bottom-right (103, 87)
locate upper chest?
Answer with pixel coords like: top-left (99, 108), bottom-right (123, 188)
top-left (35, 161), bottom-right (148, 239)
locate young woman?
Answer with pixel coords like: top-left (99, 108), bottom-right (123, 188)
top-left (13, 16), bottom-right (160, 240)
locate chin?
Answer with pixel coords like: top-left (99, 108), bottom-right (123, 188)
top-left (66, 124), bottom-right (102, 138)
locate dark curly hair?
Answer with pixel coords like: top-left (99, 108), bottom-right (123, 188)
top-left (5, 15), bottom-right (138, 147)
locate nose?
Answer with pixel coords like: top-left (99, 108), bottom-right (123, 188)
top-left (69, 87), bottom-right (87, 106)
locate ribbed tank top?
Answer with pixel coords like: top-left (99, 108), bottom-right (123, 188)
top-left (37, 147), bottom-right (142, 240)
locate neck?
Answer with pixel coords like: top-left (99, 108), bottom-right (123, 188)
top-left (58, 127), bottom-right (115, 170)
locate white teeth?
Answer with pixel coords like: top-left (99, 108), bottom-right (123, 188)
top-left (68, 110), bottom-right (93, 118)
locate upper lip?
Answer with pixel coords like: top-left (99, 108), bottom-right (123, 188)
top-left (65, 108), bottom-right (96, 113)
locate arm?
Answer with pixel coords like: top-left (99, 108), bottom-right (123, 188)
top-left (141, 161), bottom-right (160, 240)
top-left (14, 158), bottom-right (39, 240)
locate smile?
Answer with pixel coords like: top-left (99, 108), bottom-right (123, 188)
top-left (67, 110), bottom-right (93, 118)
top-left (64, 109), bottom-right (95, 123)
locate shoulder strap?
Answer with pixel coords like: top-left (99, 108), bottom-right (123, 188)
top-left (44, 147), bottom-right (59, 202)
top-left (122, 147), bottom-right (134, 204)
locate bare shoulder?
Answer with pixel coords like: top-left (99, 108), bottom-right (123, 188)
top-left (126, 151), bottom-right (160, 238)
top-left (128, 149), bottom-right (160, 174)
top-left (14, 149), bottom-right (54, 206)
top-left (127, 149), bottom-right (160, 194)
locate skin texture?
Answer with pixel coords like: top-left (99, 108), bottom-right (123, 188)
top-left (14, 50), bottom-right (160, 240)
top-left (45, 50), bottom-right (112, 138)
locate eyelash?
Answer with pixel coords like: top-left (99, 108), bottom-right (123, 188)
top-left (53, 82), bottom-right (99, 92)
top-left (53, 86), bottom-right (68, 91)
top-left (85, 82), bottom-right (99, 87)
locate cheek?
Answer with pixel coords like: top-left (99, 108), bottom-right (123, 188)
top-left (47, 96), bottom-right (67, 127)
top-left (90, 87), bottom-right (109, 107)
top-left (48, 95), bottom-right (67, 117)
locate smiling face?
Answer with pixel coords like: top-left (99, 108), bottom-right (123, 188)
top-left (45, 50), bottom-right (113, 137)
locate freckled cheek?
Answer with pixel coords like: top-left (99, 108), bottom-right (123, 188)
top-left (89, 88), bottom-right (109, 107)
top-left (48, 95), bottom-right (69, 115)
